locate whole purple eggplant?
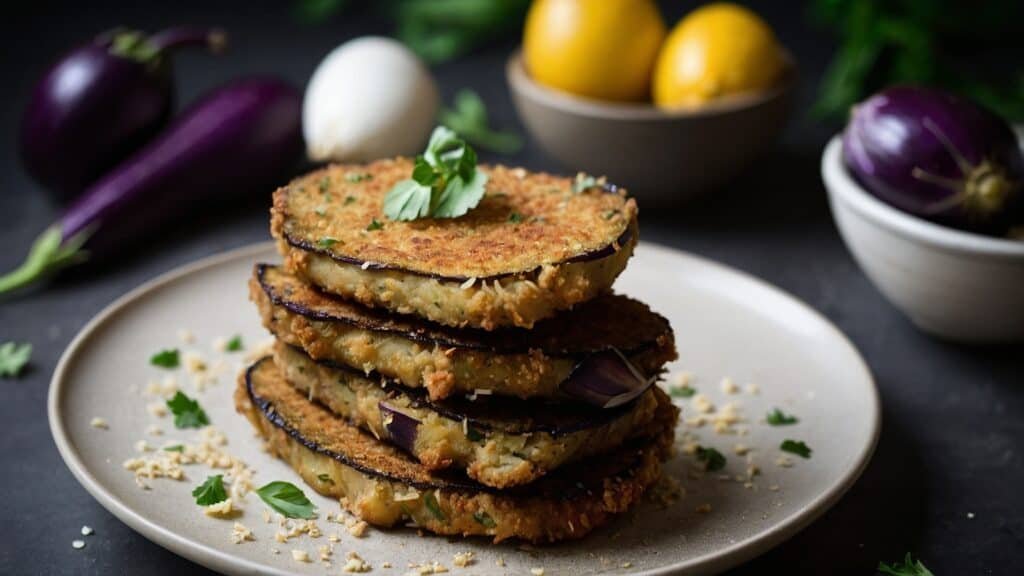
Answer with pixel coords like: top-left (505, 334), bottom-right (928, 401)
top-left (21, 27), bottom-right (226, 200)
top-left (0, 78), bottom-right (302, 294)
top-left (843, 86), bottom-right (1023, 234)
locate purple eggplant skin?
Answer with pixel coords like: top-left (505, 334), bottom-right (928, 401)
top-left (0, 78), bottom-right (302, 295)
top-left (843, 86), bottom-right (1024, 234)
top-left (20, 27), bottom-right (226, 201)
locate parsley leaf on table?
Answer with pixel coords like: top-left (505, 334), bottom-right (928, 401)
top-left (878, 553), bottom-right (934, 576)
top-left (766, 408), bottom-right (799, 426)
top-left (192, 475), bottom-right (228, 506)
top-left (256, 481), bottom-right (316, 519)
top-left (780, 439), bottom-right (812, 459)
top-left (383, 126), bottom-right (488, 221)
top-left (225, 335), bottom-right (244, 352)
top-left (696, 446), bottom-right (727, 471)
top-left (440, 89), bottom-right (522, 154)
top-left (166, 391), bottom-right (209, 429)
top-left (150, 348), bottom-right (179, 369)
top-left (0, 341), bottom-right (32, 377)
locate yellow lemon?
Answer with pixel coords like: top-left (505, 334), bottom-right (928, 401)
top-left (653, 3), bottom-right (785, 107)
top-left (523, 0), bottom-right (666, 102)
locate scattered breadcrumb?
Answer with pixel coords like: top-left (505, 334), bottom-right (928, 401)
top-left (146, 402), bottom-right (168, 418)
top-left (212, 337), bottom-right (228, 352)
top-left (344, 551), bottom-right (372, 572)
top-left (776, 456), bottom-right (794, 468)
top-left (292, 549), bottom-right (311, 563)
top-left (346, 518), bottom-right (368, 537)
top-left (720, 377), bottom-right (739, 394)
top-left (177, 329), bottom-right (196, 344)
top-left (622, 562), bottom-right (633, 568)
top-left (695, 503), bottom-right (713, 514)
top-left (530, 568), bottom-right (545, 576)
top-left (383, 561), bottom-right (392, 568)
top-left (733, 443), bottom-right (751, 456)
top-left (90, 417), bottom-right (109, 429)
top-left (328, 533), bottom-right (341, 543)
top-left (145, 376), bottom-right (179, 397)
top-left (204, 498), bottom-right (234, 517)
top-left (231, 522), bottom-right (254, 544)
top-left (71, 540), bottom-right (85, 550)
top-left (745, 383), bottom-right (760, 395)
top-left (134, 440), bottom-right (153, 453)
top-left (146, 425), bottom-right (163, 436)
top-left (408, 561), bottom-right (448, 575)
top-left (452, 551), bottom-right (474, 567)
top-left (319, 544), bottom-right (332, 562)
top-left (769, 484), bottom-right (780, 492)
top-left (80, 526), bottom-right (93, 536)
top-left (691, 394), bottom-right (714, 414)
top-left (495, 557), bottom-right (505, 567)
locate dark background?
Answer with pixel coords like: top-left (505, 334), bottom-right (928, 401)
top-left (1, 1), bottom-right (1021, 574)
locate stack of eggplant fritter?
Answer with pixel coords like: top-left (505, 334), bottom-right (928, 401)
top-left (236, 159), bottom-right (679, 543)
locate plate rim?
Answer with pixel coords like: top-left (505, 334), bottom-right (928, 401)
top-left (48, 240), bottom-right (880, 575)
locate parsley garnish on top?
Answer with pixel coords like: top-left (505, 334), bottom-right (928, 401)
top-left (150, 348), bottom-right (179, 369)
top-left (780, 439), bottom-right (812, 458)
top-left (345, 172), bottom-right (372, 183)
top-left (878, 553), bottom-right (934, 576)
top-left (696, 446), bottom-right (727, 471)
top-left (192, 474), bottom-right (228, 506)
top-left (256, 481), bottom-right (316, 519)
top-left (166, 391), bottom-right (209, 429)
top-left (366, 219), bottom-right (384, 231)
top-left (766, 408), bottom-right (799, 426)
top-left (0, 341), bottom-right (32, 377)
top-left (383, 126), bottom-right (488, 221)
top-left (508, 212), bottom-right (523, 223)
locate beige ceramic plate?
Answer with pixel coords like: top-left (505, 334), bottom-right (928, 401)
top-left (49, 242), bottom-right (878, 575)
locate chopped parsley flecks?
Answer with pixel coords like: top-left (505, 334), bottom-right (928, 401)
top-left (0, 341), bottom-right (32, 377)
top-left (696, 446), bottom-right (726, 471)
top-left (344, 195), bottom-right (357, 205)
top-left (225, 335), bottom-right (244, 352)
top-left (780, 439), bottom-right (812, 459)
top-left (345, 172), bottom-right (372, 183)
top-left (508, 212), bottom-right (523, 223)
top-left (318, 237), bottom-right (340, 248)
top-left (150, 348), bottom-right (180, 369)
top-left (766, 408), bottom-right (798, 426)
top-left (670, 385), bottom-right (696, 398)
top-left (366, 219), bottom-right (384, 231)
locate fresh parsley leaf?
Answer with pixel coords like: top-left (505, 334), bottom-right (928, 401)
top-left (472, 510), bottom-right (497, 528)
top-left (366, 219), bottom-right (384, 231)
top-left (318, 176), bottom-right (330, 193)
top-left (0, 341), bottom-right (32, 377)
top-left (150, 348), bottom-right (179, 369)
top-left (383, 126), bottom-right (488, 221)
top-left (316, 473), bottom-right (334, 484)
top-left (318, 237), bottom-right (340, 248)
top-left (166, 391), bottom-right (209, 429)
top-left (163, 444), bottom-right (185, 452)
top-left (780, 439), bottom-right (812, 459)
top-left (192, 474), bottom-right (228, 506)
top-left (225, 335), bottom-right (243, 352)
top-left (766, 408), bottom-right (799, 426)
top-left (439, 89), bottom-right (522, 154)
top-left (423, 490), bottom-right (446, 522)
top-left (256, 481), bottom-right (316, 519)
top-left (670, 385), bottom-right (696, 398)
top-left (345, 172), bottom-right (372, 183)
top-left (508, 212), bottom-right (523, 223)
top-left (878, 553), bottom-right (934, 576)
top-left (344, 195), bottom-right (357, 205)
top-left (696, 446), bottom-right (726, 471)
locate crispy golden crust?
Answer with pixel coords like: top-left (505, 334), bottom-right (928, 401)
top-left (250, 264), bottom-right (678, 400)
top-left (235, 358), bottom-right (678, 543)
top-left (272, 159), bottom-right (637, 279)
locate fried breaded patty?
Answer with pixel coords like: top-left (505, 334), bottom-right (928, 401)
top-left (271, 160), bottom-right (638, 330)
top-left (251, 264), bottom-right (677, 400)
top-left (236, 357), bottom-right (677, 543)
top-left (275, 342), bottom-right (669, 488)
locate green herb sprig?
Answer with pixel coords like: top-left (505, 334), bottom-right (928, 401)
top-left (166, 391), bottom-right (209, 429)
top-left (383, 126), bottom-right (488, 221)
top-left (780, 439), bottom-right (812, 459)
top-left (150, 349), bottom-right (179, 369)
top-left (878, 553), bottom-right (934, 576)
top-left (696, 446), bottom-right (727, 472)
top-left (766, 408), bottom-right (799, 426)
top-left (193, 475), bottom-right (228, 506)
top-left (440, 89), bottom-right (522, 154)
top-left (256, 481), bottom-right (316, 519)
top-left (225, 335), bottom-right (244, 352)
top-left (0, 341), bottom-right (32, 377)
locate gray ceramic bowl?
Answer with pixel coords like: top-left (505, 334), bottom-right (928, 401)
top-left (507, 51), bottom-right (795, 201)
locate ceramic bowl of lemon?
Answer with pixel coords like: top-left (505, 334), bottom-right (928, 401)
top-left (508, 1), bottom-right (796, 201)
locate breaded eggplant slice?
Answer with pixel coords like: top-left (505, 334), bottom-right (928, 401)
top-left (271, 160), bottom-right (638, 330)
top-left (251, 264), bottom-right (676, 400)
top-left (274, 342), bottom-right (670, 488)
top-left (236, 357), bottom-right (677, 543)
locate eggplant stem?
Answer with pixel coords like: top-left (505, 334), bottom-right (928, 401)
top-left (0, 226), bottom-right (91, 295)
top-left (921, 117), bottom-right (975, 177)
top-left (910, 167), bottom-right (965, 193)
top-left (148, 27), bottom-right (227, 54)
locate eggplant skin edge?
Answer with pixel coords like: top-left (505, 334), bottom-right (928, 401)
top-left (235, 357), bottom-right (676, 543)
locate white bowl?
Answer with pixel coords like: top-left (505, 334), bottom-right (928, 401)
top-left (822, 135), bottom-right (1024, 343)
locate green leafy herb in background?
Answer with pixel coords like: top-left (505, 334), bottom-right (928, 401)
top-left (440, 89), bottom-right (522, 154)
top-left (780, 439), bottom-right (812, 459)
top-left (166, 391), bottom-right (209, 429)
top-left (0, 341), bottom-right (32, 377)
top-left (192, 475), bottom-right (228, 506)
top-left (256, 481), bottom-right (317, 519)
top-left (150, 348), bottom-right (179, 369)
top-left (384, 126), bottom-right (487, 221)
top-left (812, 0), bottom-right (1024, 120)
top-left (696, 446), bottom-right (726, 472)
top-left (878, 553), bottom-right (934, 576)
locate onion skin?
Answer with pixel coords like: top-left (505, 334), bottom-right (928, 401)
top-left (0, 78), bottom-right (302, 295)
top-left (843, 86), bottom-right (1023, 233)
top-left (20, 27), bottom-right (226, 201)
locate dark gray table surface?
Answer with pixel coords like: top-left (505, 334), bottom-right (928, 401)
top-left (1, 2), bottom-right (1020, 574)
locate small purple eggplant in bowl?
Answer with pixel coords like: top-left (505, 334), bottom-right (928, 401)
top-left (20, 27), bottom-right (226, 200)
top-left (842, 86), bottom-right (1023, 235)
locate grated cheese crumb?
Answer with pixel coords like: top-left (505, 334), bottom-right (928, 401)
top-left (292, 549), bottom-right (311, 563)
top-left (147, 402), bottom-right (168, 418)
top-left (146, 425), bottom-right (163, 436)
top-left (452, 551), bottom-right (474, 567)
top-left (733, 444), bottom-right (750, 456)
top-left (212, 337), bottom-right (228, 352)
top-left (383, 561), bottom-right (392, 568)
top-left (459, 277), bottom-right (476, 290)
top-left (745, 383), bottom-right (760, 395)
top-left (72, 540), bottom-right (85, 550)
top-left (720, 377), bottom-right (739, 394)
top-left (177, 329), bottom-right (196, 344)
top-left (495, 557), bottom-right (505, 567)
top-left (344, 552), bottom-right (372, 572)
top-left (90, 417), bottom-right (109, 430)
top-left (691, 394), bottom-right (715, 414)
top-left (204, 498), bottom-right (234, 517)
top-left (80, 526), bottom-right (93, 536)
top-left (776, 456), bottom-right (794, 468)
top-left (231, 522), bottom-right (254, 544)
top-left (134, 440), bottom-right (153, 453)
top-left (346, 519), bottom-right (368, 538)
top-left (622, 562), bottom-right (633, 568)
top-left (530, 568), bottom-right (545, 576)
